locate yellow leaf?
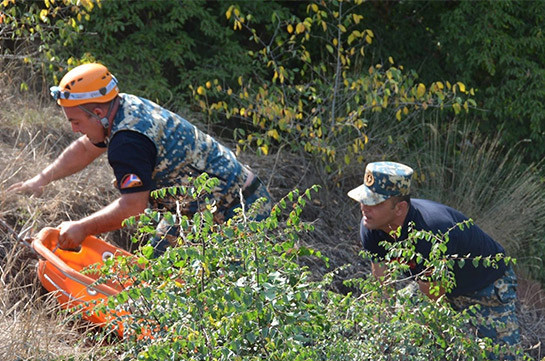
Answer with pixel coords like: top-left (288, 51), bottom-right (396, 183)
top-left (456, 82), bottom-right (466, 93)
top-left (353, 14), bottom-right (363, 24)
top-left (267, 129), bottom-right (279, 140)
top-left (205, 81), bottom-right (211, 89)
top-left (365, 35), bottom-right (372, 44)
top-left (416, 83), bottom-right (426, 98)
top-left (227, 88), bottom-right (233, 95)
top-left (388, 56), bottom-right (394, 64)
top-left (197, 86), bottom-right (205, 95)
top-left (452, 103), bottom-right (461, 114)
top-left (311, 4), bottom-right (318, 12)
top-left (436, 81), bottom-right (444, 90)
top-left (260, 144), bottom-right (269, 155)
top-left (238, 76), bottom-right (243, 86)
top-left (287, 24), bottom-right (293, 34)
top-left (396, 109), bottom-right (402, 121)
top-left (296, 23), bottom-right (305, 34)
top-left (339, 24), bottom-right (346, 33)
top-left (470, 88), bottom-right (475, 95)
top-left (39, 9), bottom-right (48, 22)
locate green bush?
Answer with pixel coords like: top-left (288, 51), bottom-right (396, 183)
top-left (439, 1), bottom-right (545, 163)
top-left (0, 0), bottom-right (92, 91)
top-left (193, 1), bottom-right (473, 179)
top-left (85, 174), bottom-right (525, 360)
top-left (0, 0), bottom-right (295, 109)
top-left (350, 1), bottom-right (545, 164)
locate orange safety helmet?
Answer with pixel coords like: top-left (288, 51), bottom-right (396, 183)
top-left (50, 63), bottom-right (119, 107)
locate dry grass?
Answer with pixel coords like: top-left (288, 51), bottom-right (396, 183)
top-left (0, 90), bottom-right (122, 360)
top-left (1, 83), bottom-right (545, 359)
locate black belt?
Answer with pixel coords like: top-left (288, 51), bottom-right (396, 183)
top-left (242, 176), bottom-right (261, 199)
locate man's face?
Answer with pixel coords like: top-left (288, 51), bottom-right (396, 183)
top-left (62, 106), bottom-right (104, 144)
top-left (360, 198), bottom-right (398, 233)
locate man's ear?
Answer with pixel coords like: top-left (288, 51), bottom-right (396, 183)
top-left (92, 105), bottom-right (104, 117)
top-left (394, 200), bottom-right (408, 216)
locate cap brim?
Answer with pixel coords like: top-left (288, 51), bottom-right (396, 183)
top-left (347, 184), bottom-right (389, 206)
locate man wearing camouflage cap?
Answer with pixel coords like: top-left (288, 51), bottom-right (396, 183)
top-left (348, 161), bottom-right (521, 359)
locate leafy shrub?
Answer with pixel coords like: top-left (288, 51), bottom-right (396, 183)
top-left (86, 174), bottom-right (524, 360)
top-left (439, 1), bottom-right (545, 163)
top-left (0, 0), bottom-right (93, 91)
top-left (1, 0), bottom-right (294, 109)
top-left (193, 1), bottom-right (474, 180)
top-left (348, 1), bottom-right (545, 164)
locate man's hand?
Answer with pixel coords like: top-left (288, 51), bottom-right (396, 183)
top-left (8, 174), bottom-right (47, 196)
top-left (58, 220), bottom-right (88, 250)
top-left (417, 280), bottom-right (446, 301)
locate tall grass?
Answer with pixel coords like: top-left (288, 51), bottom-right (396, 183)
top-left (408, 120), bottom-right (545, 272)
top-left (0, 90), bottom-right (121, 360)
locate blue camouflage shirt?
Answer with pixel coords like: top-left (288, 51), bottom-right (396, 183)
top-left (108, 93), bottom-right (251, 212)
top-left (360, 198), bottom-right (508, 296)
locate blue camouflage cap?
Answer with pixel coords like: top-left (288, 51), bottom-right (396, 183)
top-left (348, 161), bottom-right (413, 205)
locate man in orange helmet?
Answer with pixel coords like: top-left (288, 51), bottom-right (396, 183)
top-left (8, 63), bottom-right (271, 252)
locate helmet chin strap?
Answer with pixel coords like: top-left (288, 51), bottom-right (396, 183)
top-left (78, 98), bottom-right (117, 141)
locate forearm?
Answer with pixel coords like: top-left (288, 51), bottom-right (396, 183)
top-left (77, 192), bottom-right (149, 235)
top-left (39, 135), bottom-right (104, 184)
top-left (417, 280), bottom-right (446, 301)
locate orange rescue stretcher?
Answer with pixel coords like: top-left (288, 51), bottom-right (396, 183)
top-left (32, 227), bottom-right (133, 336)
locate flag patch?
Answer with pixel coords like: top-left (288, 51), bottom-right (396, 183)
top-left (120, 174), bottom-right (143, 189)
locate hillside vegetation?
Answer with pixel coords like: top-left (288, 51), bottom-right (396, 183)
top-left (1, 0), bottom-right (545, 360)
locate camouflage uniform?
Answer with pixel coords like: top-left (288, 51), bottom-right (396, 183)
top-left (348, 161), bottom-right (521, 357)
top-left (112, 94), bottom-right (272, 253)
top-left (450, 267), bottom-right (521, 360)
top-left (347, 161), bottom-right (413, 205)
top-left (112, 93), bottom-right (271, 218)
